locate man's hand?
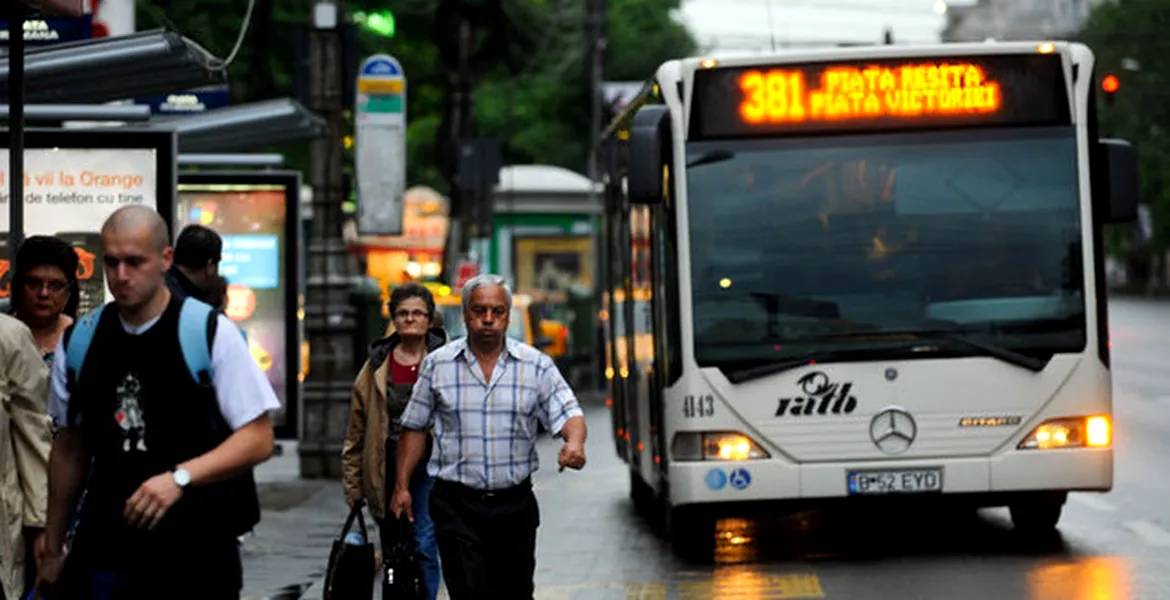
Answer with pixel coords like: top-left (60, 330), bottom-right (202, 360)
top-left (558, 441), bottom-right (586, 472)
top-left (390, 488), bottom-right (413, 522)
top-left (124, 472), bottom-right (184, 530)
top-left (35, 530), bottom-right (66, 589)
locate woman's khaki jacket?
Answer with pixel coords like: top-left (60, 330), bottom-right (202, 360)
top-left (342, 328), bottom-right (446, 519)
top-left (0, 315), bottom-right (51, 600)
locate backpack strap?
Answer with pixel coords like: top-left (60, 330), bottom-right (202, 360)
top-left (65, 303), bottom-right (109, 392)
top-left (178, 297), bottom-right (217, 386)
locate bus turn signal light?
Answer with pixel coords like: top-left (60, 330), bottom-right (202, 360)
top-left (1087, 416), bottom-right (1111, 447)
top-left (1018, 416), bottom-right (1111, 450)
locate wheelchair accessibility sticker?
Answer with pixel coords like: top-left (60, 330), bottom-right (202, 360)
top-left (705, 468), bottom-right (727, 491)
top-left (729, 468), bottom-right (752, 490)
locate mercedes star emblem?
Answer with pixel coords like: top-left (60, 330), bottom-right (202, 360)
top-left (869, 407), bottom-right (917, 455)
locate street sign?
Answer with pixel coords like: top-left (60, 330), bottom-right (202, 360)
top-left (355, 54), bottom-right (407, 236)
top-left (136, 85), bottom-right (231, 115)
top-left (0, 14), bottom-right (92, 46)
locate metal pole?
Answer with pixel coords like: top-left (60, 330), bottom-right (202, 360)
top-left (586, 0), bottom-right (604, 191)
top-left (441, 17), bottom-right (474, 281)
top-left (586, 0), bottom-right (605, 391)
top-left (8, 8), bottom-right (25, 262)
top-left (300, 0), bottom-right (357, 478)
top-left (456, 17), bottom-right (474, 258)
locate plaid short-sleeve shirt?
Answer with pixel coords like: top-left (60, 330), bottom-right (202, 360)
top-left (399, 337), bottom-right (584, 490)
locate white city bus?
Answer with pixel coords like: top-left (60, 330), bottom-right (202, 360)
top-left (596, 41), bottom-right (1138, 555)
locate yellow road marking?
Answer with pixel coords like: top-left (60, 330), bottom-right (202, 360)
top-left (519, 573), bottom-right (824, 600)
top-left (676, 574), bottom-right (825, 599)
top-left (625, 583), bottom-right (669, 600)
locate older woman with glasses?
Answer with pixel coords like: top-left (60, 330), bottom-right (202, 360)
top-left (10, 236), bottom-right (80, 367)
top-left (6, 235), bottom-right (75, 597)
top-left (342, 283), bottom-right (446, 600)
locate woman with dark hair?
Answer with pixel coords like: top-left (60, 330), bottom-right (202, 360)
top-left (342, 283), bottom-right (446, 600)
top-left (10, 236), bottom-right (79, 365)
top-left (7, 236), bottom-right (74, 596)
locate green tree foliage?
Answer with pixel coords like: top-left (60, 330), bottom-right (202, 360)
top-left (1079, 1), bottom-right (1170, 272)
top-left (135, 0), bottom-right (695, 190)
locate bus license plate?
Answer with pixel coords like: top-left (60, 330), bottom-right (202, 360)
top-left (847, 469), bottom-right (943, 495)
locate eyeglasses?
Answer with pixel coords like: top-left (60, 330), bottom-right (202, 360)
top-left (394, 309), bottom-right (429, 320)
top-left (24, 277), bottom-right (70, 294)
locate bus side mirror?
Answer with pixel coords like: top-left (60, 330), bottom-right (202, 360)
top-left (1100, 138), bottom-right (1138, 223)
top-left (627, 105), bottom-right (672, 205)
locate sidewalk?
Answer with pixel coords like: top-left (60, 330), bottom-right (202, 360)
top-left (240, 441), bottom-right (343, 600)
top-left (241, 441), bottom-right (450, 600)
top-left (247, 391), bottom-right (608, 600)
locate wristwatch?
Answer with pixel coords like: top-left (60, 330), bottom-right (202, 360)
top-left (173, 468), bottom-right (192, 489)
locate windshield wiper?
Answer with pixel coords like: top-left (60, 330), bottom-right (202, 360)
top-left (820, 326), bottom-right (1050, 373)
top-left (687, 151), bottom-right (734, 169)
top-left (919, 330), bottom-right (1049, 372)
top-left (723, 327), bottom-right (1049, 384)
top-left (723, 350), bottom-right (859, 384)
top-left (725, 358), bottom-right (818, 385)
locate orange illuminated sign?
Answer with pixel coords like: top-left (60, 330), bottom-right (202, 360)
top-left (690, 53), bottom-right (1070, 139)
top-left (737, 63), bottom-right (1001, 124)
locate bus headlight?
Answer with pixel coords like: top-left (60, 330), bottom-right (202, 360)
top-left (1018, 416), bottom-right (1111, 450)
top-left (671, 431), bottom-right (771, 462)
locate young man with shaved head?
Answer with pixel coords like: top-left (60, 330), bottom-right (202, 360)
top-left (34, 205), bottom-right (280, 598)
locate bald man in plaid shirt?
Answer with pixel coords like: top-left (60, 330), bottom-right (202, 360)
top-left (390, 274), bottom-right (586, 600)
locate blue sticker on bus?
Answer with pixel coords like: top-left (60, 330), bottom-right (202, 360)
top-left (729, 468), bottom-right (752, 490)
top-left (705, 468), bottom-right (727, 490)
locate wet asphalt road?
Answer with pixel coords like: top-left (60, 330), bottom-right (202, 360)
top-left (524, 296), bottom-right (1170, 600)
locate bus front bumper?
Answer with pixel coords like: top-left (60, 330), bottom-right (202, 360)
top-left (668, 446), bottom-right (1112, 507)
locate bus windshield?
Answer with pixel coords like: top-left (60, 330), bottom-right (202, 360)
top-left (685, 126), bottom-right (1086, 367)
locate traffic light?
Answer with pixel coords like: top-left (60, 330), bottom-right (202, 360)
top-left (1102, 73), bottom-right (1119, 105)
top-left (352, 9), bottom-right (394, 38)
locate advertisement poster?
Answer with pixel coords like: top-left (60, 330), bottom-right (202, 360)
top-left (176, 179), bottom-right (294, 433)
top-left (0, 148), bottom-right (158, 309)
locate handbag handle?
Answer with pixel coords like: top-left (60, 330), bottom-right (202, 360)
top-left (394, 513), bottom-right (416, 545)
top-left (341, 500), bottom-right (369, 538)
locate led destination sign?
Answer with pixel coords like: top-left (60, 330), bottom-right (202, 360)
top-left (738, 63), bottom-right (1000, 123)
top-left (690, 53), bottom-right (1071, 140)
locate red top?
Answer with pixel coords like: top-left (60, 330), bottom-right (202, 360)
top-left (390, 355), bottom-right (420, 385)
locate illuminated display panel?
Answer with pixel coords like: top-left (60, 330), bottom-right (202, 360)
top-left (177, 173), bottom-right (300, 439)
top-left (690, 53), bottom-right (1070, 140)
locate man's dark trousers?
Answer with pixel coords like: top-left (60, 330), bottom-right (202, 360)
top-left (429, 478), bottom-right (539, 600)
top-left (59, 537), bottom-right (242, 599)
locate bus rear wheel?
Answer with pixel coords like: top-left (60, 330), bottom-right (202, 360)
top-left (1009, 493), bottom-right (1067, 533)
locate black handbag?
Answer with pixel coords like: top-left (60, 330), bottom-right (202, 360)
top-left (324, 502), bottom-right (376, 600)
top-left (382, 516), bottom-right (426, 600)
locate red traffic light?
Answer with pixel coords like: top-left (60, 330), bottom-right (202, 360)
top-left (1102, 74), bottom-right (1120, 94)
